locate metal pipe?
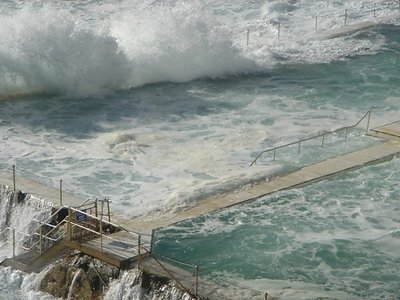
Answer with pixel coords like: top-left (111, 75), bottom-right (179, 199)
top-left (106, 199), bottom-right (111, 223)
top-left (315, 16), bottom-right (318, 32)
top-left (322, 134), bottom-right (325, 147)
top-left (59, 179), bottom-right (63, 206)
top-left (137, 235), bottom-right (141, 269)
top-left (344, 9), bottom-right (348, 25)
top-left (366, 111), bottom-right (372, 132)
top-left (298, 142), bottom-right (301, 154)
top-left (68, 207), bottom-right (72, 240)
top-left (246, 29), bottom-right (250, 46)
top-left (273, 149), bottom-right (276, 161)
top-left (150, 229), bottom-right (155, 254)
top-left (100, 201), bottom-right (104, 253)
top-left (94, 199), bottom-right (98, 218)
top-left (345, 128), bottom-right (348, 142)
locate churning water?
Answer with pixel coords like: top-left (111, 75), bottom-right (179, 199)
top-left (0, 0), bottom-right (399, 299)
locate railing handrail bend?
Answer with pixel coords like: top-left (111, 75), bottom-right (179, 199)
top-left (250, 107), bottom-right (376, 166)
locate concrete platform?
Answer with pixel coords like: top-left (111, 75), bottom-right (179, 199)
top-left (127, 139), bottom-right (400, 234)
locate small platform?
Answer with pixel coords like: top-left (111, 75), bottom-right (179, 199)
top-left (67, 230), bottom-right (151, 269)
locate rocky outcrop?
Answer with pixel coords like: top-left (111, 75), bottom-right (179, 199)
top-left (39, 253), bottom-right (120, 300)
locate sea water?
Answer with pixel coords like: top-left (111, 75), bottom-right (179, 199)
top-left (0, 0), bottom-right (399, 299)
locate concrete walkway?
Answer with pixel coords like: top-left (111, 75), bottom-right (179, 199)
top-left (126, 138), bottom-right (400, 234)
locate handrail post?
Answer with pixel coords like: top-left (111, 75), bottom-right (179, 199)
top-left (100, 201), bottom-right (104, 253)
top-left (137, 234), bottom-right (142, 269)
top-left (195, 265), bottom-right (199, 297)
top-left (94, 199), bottom-right (98, 218)
top-left (315, 16), bottom-right (318, 32)
top-left (106, 199), bottom-right (111, 223)
top-left (373, 3), bottom-right (376, 17)
top-left (12, 165), bottom-right (16, 192)
top-left (344, 9), bottom-right (348, 25)
top-left (298, 141), bottom-right (301, 154)
top-left (321, 134), bottom-right (325, 147)
top-left (273, 149), bottom-right (276, 161)
top-left (150, 229), bottom-right (155, 254)
top-left (246, 29), bottom-right (250, 46)
top-left (345, 128), bottom-right (348, 142)
top-left (59, 179), bottom-right (63, 206)
top-left (12, 228), bottom-right (16, 261)
top-left (366, 110), bottom-right (372, 132)
top-left (68, 207), bottom-right (72, 240)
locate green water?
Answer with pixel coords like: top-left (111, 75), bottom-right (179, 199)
top-left (153, 158), bottom-right (400, 299)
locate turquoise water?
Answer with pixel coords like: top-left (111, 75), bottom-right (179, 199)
top-left (153, 159), bottom-right (400, 298)
top-left (0, 0), bottom-right (400, 299)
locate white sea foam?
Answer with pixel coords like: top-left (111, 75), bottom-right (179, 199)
top-left (0, 0), bottom-right (397, 95)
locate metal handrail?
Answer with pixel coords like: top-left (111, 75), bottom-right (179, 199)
top-left (20, 206), bottom-right (67, 249)
top-left (250, 107), bottom-right (376, 166)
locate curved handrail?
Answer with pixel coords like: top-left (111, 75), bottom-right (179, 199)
top-left (250, 107), bottom-right (376, 166)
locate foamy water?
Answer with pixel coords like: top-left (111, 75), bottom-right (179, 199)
top-left (0, 0), bottom-right (400, 298)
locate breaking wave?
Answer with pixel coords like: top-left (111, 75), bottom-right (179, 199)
top-left (1, 0), bottom-right (397, 96)
top-left (0, 2), bottom-right (257, 96)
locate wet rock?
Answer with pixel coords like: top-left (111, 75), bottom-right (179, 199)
top-left (39, 254), bottom-right (120, 300)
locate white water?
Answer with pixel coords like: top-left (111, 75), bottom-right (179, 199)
top-left (0, 185), bottom-right (53, 259)
top-left (0, 0), bottom-right (399, 299)
top-left (104, 270), bottom-right (194, 300)
top-left (0, 186), bottom-right (60, 299)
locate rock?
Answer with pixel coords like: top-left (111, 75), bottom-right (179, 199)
top-left (39, 254), bottom-right (120, 300)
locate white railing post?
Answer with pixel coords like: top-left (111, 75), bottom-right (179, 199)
top-left (344, 9), bottom-right (348, 25)
top-left (366, 110), bottom-right (372, 132)
top-left (246, 29), bottom-right (250, 46)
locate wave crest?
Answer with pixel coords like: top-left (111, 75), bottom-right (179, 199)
top-left (0, 2), bottom-right (257, 96)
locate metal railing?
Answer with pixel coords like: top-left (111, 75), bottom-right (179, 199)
top-left (1, 203), bottom-right (151, 262)
top-left (250, 107), bottom-right (376, 166)
top-left (245, 0), bottom-right (400, 43)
